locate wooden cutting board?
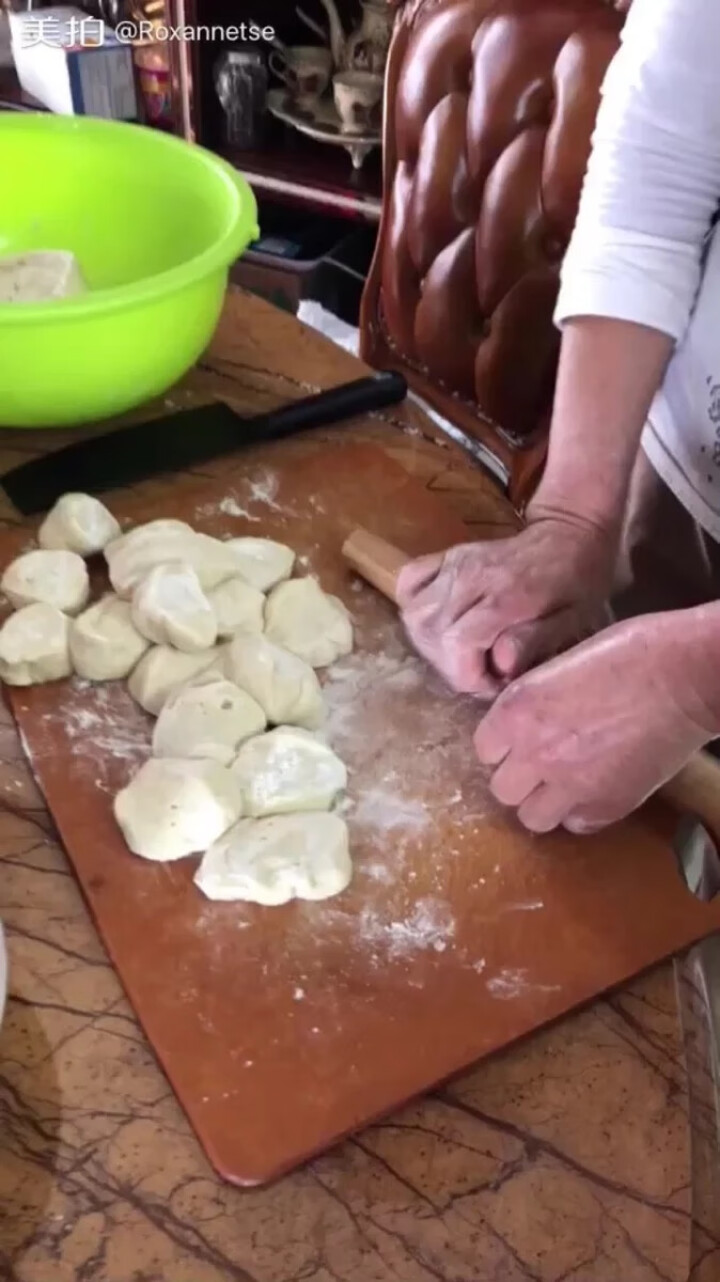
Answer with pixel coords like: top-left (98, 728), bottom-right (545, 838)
top-left (4, 440), bottom-right (720, 1187)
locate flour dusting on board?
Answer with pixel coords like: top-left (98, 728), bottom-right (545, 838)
top-left (22, 678), bottom-right (150, 785)
top-left (486, 968), bottom-right (562, 1000)
top-left (322, 643), bottom-right (484, 837)
top-left (351, 787), bottom-right (428, 834)
top-left (195, 468), bottom-right (284, 524)
top-left (304, 610), bottom-right (493, 968)
top-left (359, 898), bottom-right (456, 958)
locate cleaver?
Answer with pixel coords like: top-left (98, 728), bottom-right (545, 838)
top-left (0, 372), bottom-right (408, 516)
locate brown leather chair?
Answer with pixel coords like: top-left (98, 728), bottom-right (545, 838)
top-left (361, 0), bottom-right (625, 507)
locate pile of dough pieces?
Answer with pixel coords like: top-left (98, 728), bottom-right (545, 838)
top-left (0, 492), bottom-right (355, 906)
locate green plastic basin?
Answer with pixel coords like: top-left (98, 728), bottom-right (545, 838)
top-left (0, 113), bottom-right (259, 428)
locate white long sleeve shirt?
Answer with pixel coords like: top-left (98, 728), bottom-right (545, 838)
top-left (554, 0), bottom-right (720, 540)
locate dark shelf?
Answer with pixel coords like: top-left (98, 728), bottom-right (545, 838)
top-left (220, 129), bottom-right (382, 221)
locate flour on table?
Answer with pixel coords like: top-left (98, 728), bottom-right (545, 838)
top-left (23, 678), bottom-right (151, 784)
top-left (220, 497), bottom-right (260, 521)
top-left (246, 469), bottom-right (281, 511)
top-left (195, 469), bottom-right (284, 525)
top-left (358, 898), bottom-right (456, 959)
top-left (486, 968), bottom-right (561, 1000)
top-left (349, 787), bottom-right (430, 835)
top-left (322, 646), bottom-right (482, 832)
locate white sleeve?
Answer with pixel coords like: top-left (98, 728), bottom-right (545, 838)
top-left (554, 0), bottom-right (720, 342)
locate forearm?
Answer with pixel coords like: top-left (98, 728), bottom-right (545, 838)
top-left (530, 0), bottom-right (720, 537)
top-left (527, 316), bottom-right (673, 536)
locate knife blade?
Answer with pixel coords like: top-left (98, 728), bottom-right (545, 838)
top-left (674, 815), bottom-right (720, 903)
top-left (0, 371), bottom-right (408, 516)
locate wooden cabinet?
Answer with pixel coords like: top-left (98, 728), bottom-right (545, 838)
top-left (175, 0), bottom-right (388, 223)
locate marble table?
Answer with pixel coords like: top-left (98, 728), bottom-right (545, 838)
top-left (0, 289), bottom-right (718, 1282)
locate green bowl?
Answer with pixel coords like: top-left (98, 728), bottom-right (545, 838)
top-left (0, 113), bottom-right (259, 428)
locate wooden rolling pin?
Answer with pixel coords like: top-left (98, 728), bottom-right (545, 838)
top-left (342, 526), bottom-right (720, 839)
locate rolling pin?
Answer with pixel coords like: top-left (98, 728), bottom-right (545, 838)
top-left (342, 526), bottom-right (720, 839)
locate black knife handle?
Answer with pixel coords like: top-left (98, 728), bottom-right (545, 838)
top-left (255, 372), bottom-right (408, 440)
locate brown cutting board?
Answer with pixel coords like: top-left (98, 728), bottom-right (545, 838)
top-left (5, 441), bottom-right (720, 1187)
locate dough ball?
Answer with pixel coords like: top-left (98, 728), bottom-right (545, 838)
top-left (106, 522), bottom-right (238, 597)
top-left (128, 644), bottom-right (220, 716)
top-left (38, 493), bottom-right (120, 556)
top-left (153, 675), bottom-right (266, 765)
top-left (232, 726), bottom-right (346, 817)
top-left (0, 603), bottom-right (71, 686)
top-left (264, 577), bottom-right (353, 667)
top-left (131, 561), bottom-right (217, 653)
top-left (1, 549), bottom-right (89, 615)
top-left (114, 757), bottom-right (242, 862)
top-left (225, 537), bottom-right (295, 592)
top-left (221, 634), bottom-right (324, 730)
top-left (207, 577), bottom-right (264, 640)
top-left (69, 593), bottom-right (149, 681)
top-left (105, 519), bottom-right (192, 559)
top-left (194, 812), bottom-right (351, 904)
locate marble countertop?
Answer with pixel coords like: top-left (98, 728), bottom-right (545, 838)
top-left (0, 290), bottom-right (717, 1282)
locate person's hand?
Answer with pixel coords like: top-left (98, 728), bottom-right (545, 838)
top-left (475, 608), bottom-right (720, 834)
top-left (396, 516), bottom-right (614, 697)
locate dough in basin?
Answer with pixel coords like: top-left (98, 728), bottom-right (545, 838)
top-left (264, 577), bottom-right (353, 667)
top-left (106, 522), bottom-right (238, 597)
top-left (0, 250), bottom-right (86, 303)
top-left (131, 561), bottom-right (217, 653)
top-left (207, 576), bottom-right (264, 639)
top-left (221, 633), bottom-right (324, 729)
top-left (153, 674), bottom-right (266, 765)
top-left (128, 644), bottom-right (219, 716)
top-left (70, 594), bottom-right (149, 681)
top-left (0, 603), bottom-right (71, 685)
top-left (232, 726), bottom-right (346, 816)
top-left (38, 493), bottom-right (120, 556)
top-left (1, 549), bottom-right (89, 615)
top-left (225, 537), bottom-right (294, 592)
top-left (194, 812), bottom-right (351, 904)
top-left (114, 757), bottom-right (242, 862)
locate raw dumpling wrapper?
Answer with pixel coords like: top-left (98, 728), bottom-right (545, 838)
top-left (207, 576), bottom-right (264, 639)
top-left (114, 757), bottom-right (242, 862)
top-left (128, 644), bottom-right (220, 716)
top-left (221, 634), bottom-right (324, 730)
top-left (1, 549), bottom-right (89, 615)
top-left (131, 561), bottom-right (217, 653)
top-left (38, 493), bottom-right (120, 556)
top-left (264, 577), bottom-right (353, 667)
top-left (194, 812), bottom-right (351, 904)
top-left (0, 603), bottom-right (71, 685)
top-left (225, 537), bottom-right (294, 592)
top-left (232, 725), bottom-right (346, 816)
top-left (70, 593), bottom-right (149, 681)
top-left (153, 674), bottom-right (266, 765)
top-left (106, 521), bottom-right (238, 597)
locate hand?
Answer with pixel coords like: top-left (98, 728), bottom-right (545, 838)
top-left (396, 516), bottom-right (614, 697)
top-left (475, 609), bottom-right (720, 834)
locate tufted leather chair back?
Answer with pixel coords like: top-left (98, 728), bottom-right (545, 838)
top-left (361, 0), bottom-right (625, 505)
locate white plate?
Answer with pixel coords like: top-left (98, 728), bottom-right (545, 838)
top-left (266, 89), bottom-right (380, 170)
